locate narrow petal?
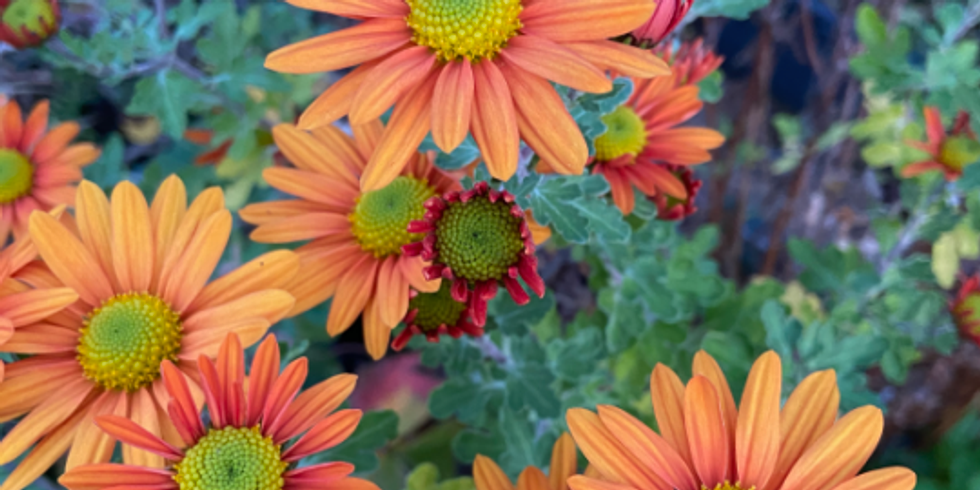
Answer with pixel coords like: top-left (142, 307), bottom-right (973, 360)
top-left (251, 213), bottom-right (351, 243)
top-left (471, 61), bottom-right (520, 181)
top-left (736, 351), bottom-right (782, 488)
top-left (179, 318), bottom-right (273, 361)
top-left (563, 40), bottom-right (671, 78)
top-left (923, 107), bottom-right (944, 145)
top-left (399, 255), bottom-right (441, 293)
top-left (217, 333), bottom-right (246, 427)
top-left (262, 358), bottom-right (309, 434)
top-left (0, 377), bottom-right (91, 465)
top-left (158, 210), bottom-right (232, 312)
top-left (111, 181), bottom-right (154, 292)
top-left (156, 187), bottom-right (224, 299)
top-left (363, 297), bottom-right (390, 360)
top-left (1, 323), bottom-right (78, 353)
top-left (284, 0), bottom-right (407, 17)
top-left (431, 61), bottom-right (475, 153)
top-left (692, 351), bottom-right (737, 476)
top-left (375, 256), bottom-right (410, 327)
top-left (500, 35), bottom-right (611, 93)
top-left (60, 465), bottom-right (176, 490)
top-left (282, 409), bottom-right (362, 461)
top-left (567, 476), bottom-right (637, 490)
top-left (95, 415), bottom-right (183, 460)
top-left (326, 254), bottom-right (380, 336)
top-left (149, 176), bottom-right (187, 288)
top-left (780, 407), bottom-right (883, 490)
top-left (828, 468), bottom-right (916, 490)
top-left (246, 336), bottom-right (281, 427)
top-left (566, 408), bottom-right (669, 490)
top-left (184, 290), bottom-right (294, 333)
top-left (520, 0), bottom-right (655, 42)
top-left (0, 358), bottom-right (81, 422)
top-left (6, 406), bottom-right (89, 490)
top-left (20, 100), bottom-right (49, 153)
top-left (352, 120), bottom-right (385, 161)
top-left (270, 373), bottom-right (358, 443)
top-left (518, 467), bottom-right (550, 490)
top-left (187, 250), bottom-right (300, 314)
top-left (76, 181), bottom-right (118, 290)
top-left (350, 46), bottom-right (437, 124)
top-left (597, 405), bottom-right (698, 490)
top-left (549, 433), bottom-right (577, 490)
top-left (263, 167), bottom-right (359, 210)
top-left (286, 243), bottom-right (364, 316)
top-left (123, 389), bottom-right (164, 468)
top-left (297, 63), bottom-right (376, 130)
top-left (474, 455), bottom-right (516, 490)
top-left (311, 125), bottom-right (366, 174)
top-left (31, 121), bottom-right (80, 164)
top-left (684, 376), bottom-right (730, 488)
top-left (272, 124), bottom-right (360, 188)
top-left (650, 364), bottom-right (692, 465)
top-left (287, 476), bottom-right (377, 490)
top-left (240, 200), bottom-right (334, 225)
top-left (284, 463), bottom-right (356, 487)
top-left (265, 18), bottom-right (411, 74)
top-left (161, 360), bottom-right (204, 444)
top-left (769, 370), bottom-right (839, 490)
top-left (65, 393), bottom-right (127, 470)
top-left (2, 101), bottom-right (23, 149)
top-left (0, 288), bottom-right (78, 327)
top-left (28, 211), bottom-right (114, 306)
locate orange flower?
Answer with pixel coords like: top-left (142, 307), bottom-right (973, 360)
top-left (0, 176), bottom-right (299, 490)
top-left (657, 38), bottom-right (724, 86)
top-left (951, 274), bottom-right (980, 347)
top-left (567, 351), bottom-right (916, 490)
top-left (902, 106), bottom-right (980, 181)
top-left (239, 121), bottom-right (459, 360)
top-left (649, 164), bottom-right (701, 221)
top-left (631, 0), bottom-right (691, 46)
top-left (587, 74), bottom-right (724, 215)
top-left (474, 433), bottom-right (579, 490)
top-left (0, 99), bottom-right (99, 243)
top-left (0, 0), bottom-right (60, 49)
top-left (60, 333), bottom-right (375, 490)
top-left (265, 0), bottom-right (671, 191)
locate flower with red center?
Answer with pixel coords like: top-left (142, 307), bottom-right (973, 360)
top-left (582, 74), bottom-right (724, 215)
top-left (0, 0), bottom-right (59, 49)
top-left (402, 181), bottom-right (544, 327)
top-left (239, 121), bottom-right (460, 360)
top-left (60, 333), bottom-right (376, 490)
top-left (0, 99), bottom-right (99, 243)
top-left (631, 0), bottom-right (692, 46)
top-left (474, 433), bottom-right (579, 490)
top-left (651, 164), bottom-right (702, 220)
top-left (391, 280), bottom-right (482, 350)
top-left (567, 350), bottom-right (917, 490)
top-left (903, 106), bottom-right (980, 181)
top-left (656, 38), bottom-right (724, 86)
top-left (0, 176), bottom-right (299, 490)
top-left (951, 274), bottom-right (980, 347)
top-left (264, 0), bottom-right (672, 192)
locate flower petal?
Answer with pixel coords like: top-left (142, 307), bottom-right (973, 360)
top-left (265, 18), bottom-right (410, 74)
top-left (28, 211), bottom-right (114, 306)
top-left (95, 415), bottom-right (183, 460)
top-left (286, 242), bottom-right (364, 316)
top-left (736, 351), bottom-right (782, 488)
top-left (520, 0), bottom-right (654, 42)
top-left (768, 370), bottom-right (839, 490)
top-left (0, 376), bottom-right (91, 465)
top-left (326, 254), bottom-right (381, 336)
top-left (159, 210), bottom-right (232, 312)
top-left (597, 405), bottom-right (698, 490)
top-left (549, 433), bottom-right (577, 490)
top-left (518, 467), bottom-right (550, 490)
top-left (432, 61), bottom-right (475, 153)
top-left (285, 0), bottom-right (407, 17)
top-left (471, 61), bottom-right (520, 181)
top-left (363, 297), bottom-right (389, 360)
top-left (564, 40), bottom-right (671, 78)
top-left (500, 35), bottom-right (611, 93)
top-left (246, 336), bottom-right (281, 427)
top-left (250, 213), bottom-right (351, 243)
top-left (780, 407), bottom-right (884, 490)
top-left (297, 63), bottom-right (377, 130)
top-left (684, 376), bottom-right (730, 488)
top-left (111, 181), bottom-right (154, 292)
top-left (566, 408), bottom-right (669, 490)
top-left (0, 288), bottom-right (78, 327)
top-left (828, 468), bottom-right (916, 490)
top-left (282, 409), bottom-right (362, 461)
top-left (567, 476), bottom-right (637, 490)
top-left (351, 46), bottom-right (437, 125)
top-left (272, 124), bottom-right (360, 188)
top-left (650, 363), bottom-right (692, 465)
top-left (474, 455), bottom-right (516, 490)
top-left (60, 464), bottom-right (176, 490)
top-left (76, 181), bottom-right (119, 290)
top-left (270, 373), bottom-right (358, 443)
top-left (188, 250), bottom-right (300, 314)
top-left (375, 256), bottom-right (410, 327)
top-left (183, 290), bottom-right (295, 332)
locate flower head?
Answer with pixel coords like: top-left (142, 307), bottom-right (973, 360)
top-left (567, 351), bottom-right (916, 490)
top-left (265, 0), bottom-right (671, 192)
top-left (60, 333), bottom-right (375, 490)
top-left (0, 176), bottom-right (299, 490)
top-left (403, 181), bottom-right (544, 327)
top-left (651, 164), bottom-right (702, 220)
top-left (657, 38), bottom-right (724, 86)
top-left (951, 274), bottom-right (980, 346)
top-left (903, 106), bottom-right (980, 181)
top-left (632, 0), bottom-right (692, 46)
top-left (0, 99), bottom-right (98, 243)
top-left (391, 280), bottom-right (482, 350)
top-left (0, 0), bottom-right (59, 49)
top-left (240, 121), bottom-right (459, 360)
top-left (474, 433), bottom-right (578, 490)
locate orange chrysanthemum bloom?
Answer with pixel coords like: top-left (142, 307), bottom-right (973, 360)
top-left (60, 333), bottom-right (374, 490)
top-left (585, 73), bottom-right (724, 215)
top-left (656, 38), bottom-right (724, 87)
top-left (567, 351), bottom-right (917, 490)
top-left (474, 433), bottom-right (579, 490)
top-left (240, 121), bottom-right (459, 360)
top-left (951, 274), bottom-right (980, 347)
top-left (649, 163), bottom-right (701, 221)
top-left (902, 106), bottom-right (980, 181)
top-left (0, 99), bottom-right (99, 243)
top-left (0, 176), bottom-right (300, 490)
top-left (265, 0), bottom-right (671, 191)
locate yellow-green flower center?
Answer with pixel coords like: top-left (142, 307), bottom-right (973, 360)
top-left (594, 106), bottom-right (648, 162)
top-left (435, 195), bottom-right (524, 282)
top-left (173, 426), bottom-right (288, 490)
top-left (939, 136), bottom-right (980, 172)
top-left (704, 483), bottom-right (752, 490)
top-left (0, 149), bottom-right (35, 204)
top-left (406, 0), bottom-right (523, 62)
top-left (350, 176), bottom-right (438, 258)
top-left (77, 292), bottom-right (183, 392)
top-left (410, 281), bottom-right (468, 331)
top-left (956, 294), bottom-right (980, 335)
top-left (1, 0), bottom-right (56, 40)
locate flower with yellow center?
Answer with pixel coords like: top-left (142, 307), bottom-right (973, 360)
top-left (903, 106), bottom-right (980, 181)
top-left (60, 333), bottom-right (377, 490)
top-left (265, 0), bottom-right (672, 192)
top-left (0, 176), bottom-right (300, 490)
top-left (0, 0), bottom-right (60, 49)
top-left (566, 351), bottom-right (917, 490)
top-left (474, 433), bottom-right (579, 490)
top-left (0, 98), bottom-right (99, 244)
top-left (239, 121), bottom-right (461, 360)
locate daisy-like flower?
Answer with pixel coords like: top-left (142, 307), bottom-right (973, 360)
top-left (650, 164), bottom-right (702, 221)
top-left (239, 121), bottom-right (459, 360)
top-left (0, 98), bottom-right (99, 243)
top-left (631, 0), bottom-right (692, 46)
top-left (657, 38), bottom-right (724, 86)
top-left (567, 351), bottom-right (917, 490)
top-left (265, 0), bottom-right (671, 191)
top-left (584, 73), bottom-right (724, 215)
top-left (403, 181), bottom-right (544, 327)
top-left (902, 106), bottom-right (980, 181)
top-left (474, 433), bottom-right (579, 490)
top-left (0, 0), bottom-right (59, 49)
top-left (951, 274), bottom-right (980, 347)
top-left (391, 281), bottom-right (482, 350)
top-left (60, 333), bottom-right (376, 490)
top-left (0, 176), bottom-right (300, 490)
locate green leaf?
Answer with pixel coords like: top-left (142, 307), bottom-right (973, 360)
top-left (126, 70), bottom-right (199, 139)
top-left (489, 292), bottom-right (555, 330)
top-left (316, 410), bottom-right (398, 474)
top-left (429, 378), bottom-right (490, 423)
top-left (88, 133), bottom-right (125, 189)
top-left (696, 70), bottom-right (724, 103)
top-left (855, 4), bottom-right (887, 46)
top-left (505, 362), bottom-right (560, 418)
top-left (816, 122), bottom-right (853, 151)
top-left (687, 0), bottom-right (770, 21)
top-left (550, 327), bottom-right (605, 381)
top-left (761, 300), bottom-right (801, 360)
top-left (529, 176), bottom-right (631, 244)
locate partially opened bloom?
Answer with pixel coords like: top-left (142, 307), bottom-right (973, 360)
top-left (265, 0), bottom-right (671, 191)
top-left (0, 98), bottom-right (99, 243)
top-left (474, 433), bottom-right (578, 490)
top-left (0, 176), bottom-right (299, 490)
top-left (240, 121), bottom-right (459, 360)
top-left (657, 38), bottom-right (724, 86)
top-left (632, 0), bottom-right (692, 46)
top-left (60, 333), bottom-right (376, 490)
top-left (403, 181), bottom-right (545, 327)
top-left (391, 281), bottom-right (482, 350)
top-left (0, 0), bottom-right (59, 48)
top-left (951, 274), bottom-right (980, 347)
top-left (584, 74), bottom-right (724, 214)
top-left (650, 164), bottom-right (701, 221)
top-left (567, 351), bottom-right (916, 490)
top-left (903, 106), bottom-right (980, 181)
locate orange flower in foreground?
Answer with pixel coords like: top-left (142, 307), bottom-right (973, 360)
top-left (951, 274), bottom-right (980, 347)
top-left (0, 176), bottom-right (299, 490)
top-left (240, 121), bottom-right (459, 360)
top-left (567, 351), bottom-right (916, 490)
top-left (0, 99), bottom-right (99, 243)
top-left (474, 433), bottom-right (579, 490)
top-left (903, 106), bottom-right (980, 181)
top-left (585, 74), bottom-right (724, 215)
top-left (265, 0), bottom-right (671, 191)
top-left (61, 333), bottom-right (375, 490)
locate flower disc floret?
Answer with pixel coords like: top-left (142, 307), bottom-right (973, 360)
top-left (406, 0), bottom-right (523, 62)
top-left (173, 426), bottom-right (287, 490)
top-left (392, 281), bottom-right (482, 350)
top-left (77, 292), bottom-right (183, 392)
top-left (350, 176), bottom-right (438, 258)
top-left (0, 149), bottom-right (34, 204)
top-left (594, 106), bottom-right (648, 162)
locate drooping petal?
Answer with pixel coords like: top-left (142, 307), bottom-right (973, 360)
top-left (363, 297), bottom-right (390, 360)
top-left (265, 18), bottom-right (410, 74)
top-left (431, 61), bottom-right (475, 153)
top-left (374, 256), bottom-right (410, 327)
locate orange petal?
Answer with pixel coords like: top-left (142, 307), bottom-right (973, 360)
top-left (270, 373), bottom-right (358, 443)
top-left (351, 46), bottom-right (437, 124)
top-left (262, 358), bottom-right (309, 434)
top-left (0, 288), bottom-right (78, 327)
top-left (828, 468), bottom-right (916, 490)
top-left (0, 358), bottom-right (81, 423)
top-left (768, 370), bottom-right (839, 490)
top-left (95, 415), bottom-right (183, 460)
top-left (246, 336), bottom-right (281, 427)
top-left (111, 181), bottom-right (154, 292)
top-left (684, 376), bottom-right (730, 488)
top-left (566, 408), bottom-right (669, 490)
top-left (923, 106), bottom-right (944, 145)
top-left (30, 121), bottom-right (80, 165)
top-left (217, 333), bottom-right (246, 427)
top-left (156, 186), bottom-right (223, 289)
top-left (599, 167), bottom-right (635, 215)
top-left (474, 454), bottom-right (516, 490)
top-left (158, 210), bottom-right (232, 312)
top-left (123, 389), bottom-right (164, 468)
top-left (567, 476), bottom-right (637, 490)
top-left (240, 200), bottom-right (334, 225)
top-left (0, 376), bottom-right (91, 465)
top-left (282, 409), bottom-right (362, 462)
top-left (298, 63), bottom-right (377, 130)
top-left (187, 249), bottom-right (300, 314)
top-left (265, 18), bottom-right (410, 74)
top-left (311, 124), bottom-right (367, 174)
top-left (432, 60), bottom-right (475, 153)
top-left (549, 433), bottom-right (577, 490)
top-left (263, 167), bottom-right (358, 209)
top-left (736, 351), bottom-right (782, 488)
top-left (161, 360), bottom-right (204, 443)
top-left (2, 101), bottom-right (23, 150)
top-left (470, 61), bottom-right (520, 180)
top-left (149, 175), bottom-right (188, 288)
top-left (363, 297), bottom-right (389, 360)
top-left (352, 120), bottom-right (385, 161)
top-left (520, 0), bottom-right (655, 42)
top-left (780, 407), bottom-right (884, 490)
top-left (251, 212), bottom-right (351, 243)
top-left (272, 124), bottom-right (360, 188)
top-left (650, 364), bottom-right (692, 465)
top-left (597, 405), bottom-right (698, 490)
top-left (631, 163), bottom-right (688, 199)
top-left (21, 100), bottom-right (49, 154)
top-left (285, 466), bottom-right (360, 490)
top-left (28, 211), bottom-right (113, 307)
top-left (183, 289), bottom-right (295, 332)
top-left (1, 323), bottom-right (78, 353)
top-left (518, 467), bottom-right (551, 490)
top-left (60, 464), bottom-right (176, 490)
top-left (285, 0), bottom-right (407, 17)
top-left (564, 41), bottom-right (671, 78)
top-left (692, 351), bottom-right (737, 466)
top-left (326, 254), bottom-right (380, 336)
top-left (286, 243), bottom-right (364, 316)
top-left (375, 256), bottom-right (410, 327)
top-left (65, 393), bottom-right (126, 470)
top-left (75, 181), bottom-right (119, 290)
top-left (501, 35), bottom-right (611, 93)
top-left (6, 405), bottom-right (90, 490)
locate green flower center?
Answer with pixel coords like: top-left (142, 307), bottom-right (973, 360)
top-left (1, 0), bottom-right (56, 37)
top-left (406, 0), bottom-right (523, 62)
top-left (350, 176), bottom-right (438, 258)
top-left (0, 149), bottom-right (35, 204)
top-left (594, 106), bottom-right (648, 162)
top-left (410, 281), bottom-right (468, 331)
top-left (939, 136), bottom-right (980, 171)
top-left (957, 294), bottom-right (980, 335)
top-left (704, 484), bottom-right (753, 490)
top-left (173, 426), bottom-right (288, 490)
top-left (435, 195), bottom-right (524, 282)
top-left (77, 293), bottom-right (183, 392)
